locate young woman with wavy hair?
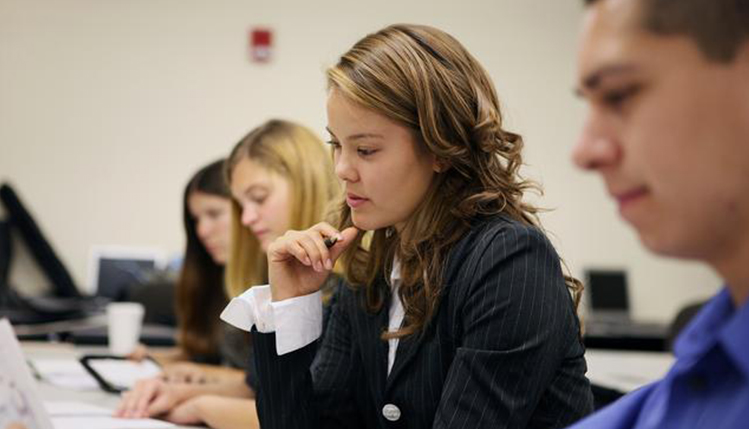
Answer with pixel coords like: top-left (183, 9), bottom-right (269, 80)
top-left (229, 24), bottom-right (593, 429)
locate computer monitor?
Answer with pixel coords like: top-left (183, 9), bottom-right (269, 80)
top-left (86, 246), bottom-right (165, 300)
top-left (585, 269), bottom-right (630, 323)
top-left (0, 183), bottom-right (80, 298)
top-left (0, 219), bottom-right (11, 292)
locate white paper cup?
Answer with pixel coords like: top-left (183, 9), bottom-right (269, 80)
top-left (107, 302), bottom-right (145, 355)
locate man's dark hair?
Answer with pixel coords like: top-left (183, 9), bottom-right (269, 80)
top-left (585, 0), bottom-right (749, 62)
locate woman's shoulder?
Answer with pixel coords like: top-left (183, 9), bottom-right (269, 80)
top-left (445, 215), bottom-right (559, 278)
top-left (463, 214), bottom-right (554, 252)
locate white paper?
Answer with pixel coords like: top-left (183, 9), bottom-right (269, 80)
top-left (30, 358), bottom-right (100, 391)
top-left (44, 401), bottom-right (112, 416)
top-left (44, 401), bottom-right (176, 428)
top-left (51, 416), bottom-right (175, 429)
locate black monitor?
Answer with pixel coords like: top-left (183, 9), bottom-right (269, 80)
top-left (95, 257), bottom-right (158, 301)
top-left (0, 219), bottom-right (11, 291)
top-left (0, 183), bottom-right (81, 298)
top-left (586, 269), bottom-right (629, 313)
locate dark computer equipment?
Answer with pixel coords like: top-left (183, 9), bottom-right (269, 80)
top-left (586, 269), bottom-right (630, 319)
top-left (584, 268), bottom-right (668, 351)
top-left (0, 219), bottom-right (11, 289)
top-left (95, 257), bottom-right (158, 301)
top-left (0, 184), bottom-right (80, 298)
top-left (0, 182), bottom-right (100, 325)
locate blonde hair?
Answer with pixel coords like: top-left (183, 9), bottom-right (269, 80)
top-left (329, 24), bottom-right (583, 339)
top-left (224, 119), bottom-right (340, 297)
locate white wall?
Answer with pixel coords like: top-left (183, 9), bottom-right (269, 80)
top-left (0, 0), bottom-right (720, 321)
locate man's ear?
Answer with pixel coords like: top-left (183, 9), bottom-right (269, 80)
top-left (732, 40), bottom-right (749, 102)
top-left (737, 40), bottom-right (749, 66)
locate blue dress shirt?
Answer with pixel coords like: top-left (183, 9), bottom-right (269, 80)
top-left (570, 288), bottom-right (749, 428)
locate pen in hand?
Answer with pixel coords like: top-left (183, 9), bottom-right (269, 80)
top-left (323, 236), bottom-right (338, 248)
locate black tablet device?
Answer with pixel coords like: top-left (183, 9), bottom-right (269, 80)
top-left (79, 354), bottom-right (162, 393)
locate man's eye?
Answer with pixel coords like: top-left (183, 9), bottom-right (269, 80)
top-left (602, 85), bottom-right (641, 110)
top-left (358, 148), bottom-right (377, 156)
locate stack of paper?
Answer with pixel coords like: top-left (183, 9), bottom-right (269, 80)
top-left (29, 359), bottom-right (99, 391)
top-left (45, 401), bottom-right (175, 429)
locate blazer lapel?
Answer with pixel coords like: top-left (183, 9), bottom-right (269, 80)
top-left (372, 301), bottom-right (390, 394)
top-left (355, 285), bottom-right (390, 397)
top-left (385, 326), bottom-right (427, 393)
top-left (383, 237), bottom-right (467, 393)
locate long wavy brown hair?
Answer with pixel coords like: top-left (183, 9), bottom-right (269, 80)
top-left (176, 159), bottom-right (231, 360)
top-left (329, 24), bottom-right (583, 339)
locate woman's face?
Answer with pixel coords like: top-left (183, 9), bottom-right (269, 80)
top-left (230, 157), bottom-right (292, 252)
top-left (326, 88), bottom-right (438, 231)
top-left (187, 191), bottom-right (232, 265)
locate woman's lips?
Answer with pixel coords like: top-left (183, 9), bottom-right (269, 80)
top-left (252, 229), bottom-right (269, 238)
top-left (346, 193), bottom-right (369, 208)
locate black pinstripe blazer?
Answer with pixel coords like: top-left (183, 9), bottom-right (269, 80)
top-left (252, 215), bottom-right (594, 428)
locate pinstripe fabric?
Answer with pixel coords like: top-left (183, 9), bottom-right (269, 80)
top-left (252, 215), bottom-right (594, 428)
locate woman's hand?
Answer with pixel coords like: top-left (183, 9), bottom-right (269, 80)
top-left (166, 396), bottom-right (260, 429)
top-left (126, 344), bottom-right (149, 362)
top-left (267, 223), bottom-right (358, 301)
top-left (114, 377), bottom-right (182, 418)
top-left (163, 396), bottom-right (206, 425)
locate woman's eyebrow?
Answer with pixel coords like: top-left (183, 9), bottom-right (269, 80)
top-left (326, 127), bottom-right (384, 141)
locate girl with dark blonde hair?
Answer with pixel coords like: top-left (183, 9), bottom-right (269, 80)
top-left (118, 120), bottom-right (341, 429)
top-left (227, 24), bottom-right (593, 428)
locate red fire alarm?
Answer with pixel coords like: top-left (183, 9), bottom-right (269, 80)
top-left (250, 28), bottom-right (273, 63)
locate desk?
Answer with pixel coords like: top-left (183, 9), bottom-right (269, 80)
top-left (21, 342), bottom-right (203, 429)
top-left (584, 321), bottom-right (670, 351)
top-left (15, 316), bottom-right (176, 347)
top-left (585, 349), bottom-right (675, 393)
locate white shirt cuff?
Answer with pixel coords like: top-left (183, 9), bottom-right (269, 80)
top-left (220, 285), bottom-right (323, 355)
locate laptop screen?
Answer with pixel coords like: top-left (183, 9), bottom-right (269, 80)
top-left (586, 269), bottom-right (630, 313)
top-left (95, 258), bottom-right (157, 300)
top-left (86, 246), bottom-right (165, 299)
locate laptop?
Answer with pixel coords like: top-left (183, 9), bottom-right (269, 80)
top-left (85, 246), bottom-right (166, 299)
top-left (0, 318), bottom-right (53, 429)
top-left (0, 318), bottom-right (173, 429)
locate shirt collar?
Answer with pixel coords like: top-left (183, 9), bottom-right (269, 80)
top-left (719, 291), bottom-right (749, 379)
top-left (390, 257), bottom-right (401, 285)
top-left (674, 288), bottom-right (749, 380)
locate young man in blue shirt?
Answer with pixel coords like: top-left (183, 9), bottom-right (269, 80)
top-left (572, 0), bottom-right (749, 427)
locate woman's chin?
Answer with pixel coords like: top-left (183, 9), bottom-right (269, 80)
top-left (209, 251), bottom-right (228, 266)
top-left (351, 215), bottom-right (389, 232)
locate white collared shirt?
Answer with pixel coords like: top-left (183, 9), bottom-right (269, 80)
top-left (221, 261), bottom-right (404, 375)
